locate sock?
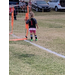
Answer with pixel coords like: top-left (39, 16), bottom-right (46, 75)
top-left (35, 35), bottom-right (37, 39)
top-left (30, 34), bottom-right (33, 39)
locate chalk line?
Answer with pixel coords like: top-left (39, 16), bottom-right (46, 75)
top-left (11, 34), bottom-right (65, 59)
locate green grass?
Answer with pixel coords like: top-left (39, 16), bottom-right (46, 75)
top-left (9, 10), bottom-right (65, 75)
top-left (9, 41), bottom-right (65, 75)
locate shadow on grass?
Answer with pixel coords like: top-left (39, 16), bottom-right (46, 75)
top-left (18, 54), bottom-right (35, 64)
top-left (10, 50), bottom-right (35, 64)
top-left (19, 54), bottom-right (35, 58)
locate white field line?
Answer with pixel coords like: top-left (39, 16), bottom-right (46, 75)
top-left (11, 34), bottom-right (65, 59)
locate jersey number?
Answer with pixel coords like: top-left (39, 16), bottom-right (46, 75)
top-left (31, 21), bottom-right (33, 25)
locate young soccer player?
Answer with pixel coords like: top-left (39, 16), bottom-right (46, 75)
top-left (26, 11), bottom-right (38, 41)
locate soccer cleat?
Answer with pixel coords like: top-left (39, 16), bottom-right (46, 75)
top-left (25, 36), bottom-right (27, 38)
top-left (31, 39), bottom-right (33, 41)
top-left (35, 39), bottom-right (38, 41)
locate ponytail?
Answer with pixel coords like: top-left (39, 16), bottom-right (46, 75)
top-left (29, 11), bottom-right (34, 20)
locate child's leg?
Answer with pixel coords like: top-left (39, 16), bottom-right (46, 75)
top-left (30, 30), bottom-right (33, 41)
top-left (33, 30), bottom-right (38, 41)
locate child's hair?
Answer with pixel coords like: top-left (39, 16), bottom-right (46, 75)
top-left (29, 11), bottom-right (34, 20)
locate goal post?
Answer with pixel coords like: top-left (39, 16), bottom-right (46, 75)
top-left (9, 6), bottom-right (14, 35)
top-left (25, 6), bottom-right (29, 38)
top-left (9, 5), bottom-right (29, 41)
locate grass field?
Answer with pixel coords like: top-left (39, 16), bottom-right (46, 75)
top-left (9, 10), bottom-right (65, 75)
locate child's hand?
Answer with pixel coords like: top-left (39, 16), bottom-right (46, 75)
top-left (24, 19), bottom-right (26, 21)
top-left (36, 24), bottom-right (38, 29)
top-left (37, 25), bottom-right (39, 29)
top-left (37, 26), bottom-right (38, 29)
top-left (24, 19), bottom-right (27, 21)
top-left (25, 17), bottom-right (28, 21)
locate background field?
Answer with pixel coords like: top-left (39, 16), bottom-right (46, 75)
top-left (9, 10), bottom-right (65, 75)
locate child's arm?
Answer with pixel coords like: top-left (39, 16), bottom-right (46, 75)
top-left (26, 19), bottom-right (29, 24)
top-left (24, 19), bottom-right (29, 25)
top-left (35, 19), bottom-right (38, 29)
top-left (25, 17), bottom-right (28, 21)
top-left (36, 24), bottom-right (38, 29)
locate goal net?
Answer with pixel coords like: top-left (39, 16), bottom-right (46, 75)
top-left (9, 5), bottom-right (29, 41)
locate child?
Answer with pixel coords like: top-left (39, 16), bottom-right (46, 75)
top-left (26, 11), bottom-right (38, 41)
